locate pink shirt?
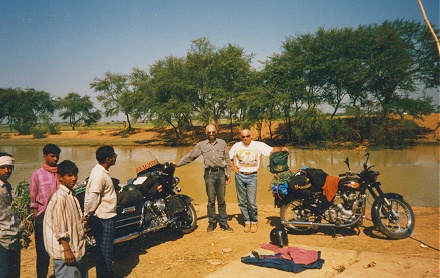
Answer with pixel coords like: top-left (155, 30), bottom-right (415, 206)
top-left (30, 167), bottom-right (58, 217)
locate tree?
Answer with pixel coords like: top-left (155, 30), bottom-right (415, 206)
top-left (3, 88), bottom-right (56, 134)
top-left (215, 43), bottom-right (254, 135)
top-left (57, 92), bottom-right (101, 130)
top-left (90, 71), bottom-right (138, 131)
top-left (149, 55), bottom-right (196, 139)
top-left (361, 20), bottom-right (438, 118)
top-left (185, 37), bottom-right (218, 125)
top-left (0, 88), bottom-right (19, 131)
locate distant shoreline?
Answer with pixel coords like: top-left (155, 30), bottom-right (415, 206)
top-left (1, 113), bottom-right (439, 147)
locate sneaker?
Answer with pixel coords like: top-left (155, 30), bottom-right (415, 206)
top-left (220, 224), bottom-right (234, 233)
top-left (250, 223), bottom-right (258, 233)
top-left (207, 223), bottom-right (217, 233)
top-left (244, 223), bottom-right (251, 233)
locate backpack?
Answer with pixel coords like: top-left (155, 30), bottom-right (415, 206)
top-left (267, 151), bottom-right (289, 173)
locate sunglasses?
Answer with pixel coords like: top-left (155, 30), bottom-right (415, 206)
top-left (241, 135), bottom-right (251, 138)
top-left (207, 131), bottom-right (216, 134)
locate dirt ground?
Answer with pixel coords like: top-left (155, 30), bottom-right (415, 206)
top-left (19, 204), bottom-right (439, 278)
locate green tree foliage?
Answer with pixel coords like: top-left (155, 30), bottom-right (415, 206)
top-left (149, 55), bottom-right (196, 139)
top-left (57, 92), bottom-right (102, 130)
top-left (90, 71), bottom-right (143, 131)
top-left (0, 88), bottom-right (55, 134)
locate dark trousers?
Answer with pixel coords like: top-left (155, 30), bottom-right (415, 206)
top-left (35, 218), bottom-right (50, 278)
top-left (0, 244), bottom-right (20, 278)
top-left (204, 170), bottom-right (228, 226)
top-left (89, 216), bottom-right (115, 278)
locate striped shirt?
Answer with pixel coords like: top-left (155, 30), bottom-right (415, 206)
top-left (0, 180), bottom-right (20, 251)
top-left (43, 184), bottom-right (86, 260)
top-left (30, 167), bottom-right (58, 217)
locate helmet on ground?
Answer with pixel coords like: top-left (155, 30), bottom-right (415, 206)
top-left (270, 227), bottom-right (288, 247)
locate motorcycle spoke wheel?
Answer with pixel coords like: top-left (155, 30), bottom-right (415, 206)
top-left (280, 200), bottom-right (311, 231)
top-left (180, 203), bottom-right (198, 234)
top-left (372, 197), bottom-right (415, 239)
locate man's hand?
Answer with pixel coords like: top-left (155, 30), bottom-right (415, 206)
top-left (231, 165), bottom-right (239, 174)
top-left (64, 249), bottom-right (75, 264)
top-left (170, 161), bottom-right (179, 167)
top-left (60, 239), bottom-right (75, 264)
top-left (226, 175), bottom-right (231, 185)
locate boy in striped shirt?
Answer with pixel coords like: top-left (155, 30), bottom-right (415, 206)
top-left (43, 160), bottom-right (87, 278)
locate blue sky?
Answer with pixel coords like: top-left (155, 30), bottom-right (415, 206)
top-left (1, 0), bottom-right (439, 110)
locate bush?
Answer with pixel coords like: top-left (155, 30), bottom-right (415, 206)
top-left (31, 126), bottom-right (47, 138)
top-left (14, 122), bottom-right (33, 135)
top-left (46, 122), bottom-right (61, 135)
top-left (12, 181), bottom-right (34, 248)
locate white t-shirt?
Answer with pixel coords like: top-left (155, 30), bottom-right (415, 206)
top-left (85, 164), bottom-right (117, 219)
top-left (229, 140), bottom-right (273, 173)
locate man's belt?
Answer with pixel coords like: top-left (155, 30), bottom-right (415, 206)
top-left (239, 171), bottom-right (257, 175)
top-left (205, 167), bottom-right (224, 172)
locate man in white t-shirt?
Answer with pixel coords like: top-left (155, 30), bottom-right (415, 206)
top-left (229, 129), bottom-right (288, 233)
top-left (84, 145), bottom-right (118, 278)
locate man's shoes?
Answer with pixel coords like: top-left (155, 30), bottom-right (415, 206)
top-left (244, 223), bottom-right (251, 233)
top-left (250, 223), bottom-right (258, 233)
top-left (207, 223), bottom-right (217, 233)
top-left (220, 224), bottom-right (234, 233)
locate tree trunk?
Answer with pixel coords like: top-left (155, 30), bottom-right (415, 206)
top-left (125, 114), bottom-right (132, 130)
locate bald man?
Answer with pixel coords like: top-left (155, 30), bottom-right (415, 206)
top-left (172, 124), bottom-right (233, 233)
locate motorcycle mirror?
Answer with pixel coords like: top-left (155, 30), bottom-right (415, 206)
top-left (344, 157), bottom-right (350, 170)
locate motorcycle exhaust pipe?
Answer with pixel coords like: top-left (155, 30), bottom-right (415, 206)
top-left (113, 232), bottom-right (140, 244)
top-left (281, 221), bottom-right (358, 228)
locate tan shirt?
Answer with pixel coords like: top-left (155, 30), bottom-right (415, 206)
top-left (43, 185), bottom-right (86, 260)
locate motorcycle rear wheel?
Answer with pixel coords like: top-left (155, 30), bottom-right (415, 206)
top-left (371, 195), bottom-right (415, 239)
top-left (280, 200), bottom-right (312, 231)
top-left (180, 203), bottom-right (198, 234)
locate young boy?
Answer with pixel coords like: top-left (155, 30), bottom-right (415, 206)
top-left (43, 160), bottom-right (88, 278)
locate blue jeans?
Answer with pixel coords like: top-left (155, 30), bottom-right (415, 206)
top-left (204, 170), bottom-right (228, 225)
top-left (235, 172), bottom-right (258, 223)
top-left (53, 255), bottom-right (88, 278)
top-left (0, 244), bottom-right (20, 278)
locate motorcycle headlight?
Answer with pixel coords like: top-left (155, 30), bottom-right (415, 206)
top-left (174, 176), bottom-right (180, 185)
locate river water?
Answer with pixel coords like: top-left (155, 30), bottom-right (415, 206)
top-left (2, 145), bottom-right (439, 208)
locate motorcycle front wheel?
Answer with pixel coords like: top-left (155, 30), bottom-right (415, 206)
top-left (371, 194), bottom-right (415, 239)
top-left (280, 199), bottom-right (312, 231)
top-left (180, 203), bottom-right (198, 234)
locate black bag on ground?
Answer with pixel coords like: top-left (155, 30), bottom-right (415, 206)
top-left (268, 151), bottom-right (289, 173)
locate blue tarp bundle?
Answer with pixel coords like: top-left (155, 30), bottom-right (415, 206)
top-left (241, 251), bottom-right (324, 273)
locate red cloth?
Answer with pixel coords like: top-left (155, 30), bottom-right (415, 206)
top-left (322, 175), bottom-right (339, 202)
top-left (41, 162), bottom-right (60, 185)
top-left (261, 243), bottom-right (318, 265)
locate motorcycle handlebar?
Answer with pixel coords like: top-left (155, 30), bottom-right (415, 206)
top-left (339, 172), bottom-right (359, 177)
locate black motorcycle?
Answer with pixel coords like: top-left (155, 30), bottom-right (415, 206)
top-left (275, 149), bottom-right (415, 239)
top-left (75, 151), bottom-right (197, 248)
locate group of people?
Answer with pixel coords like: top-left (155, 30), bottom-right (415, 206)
top-left (0, 126), bottom-right (287, 277)
top-left (0, 144), bottom-right (120, 278)
top-left (172, 125), bottom-right (288, 234)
